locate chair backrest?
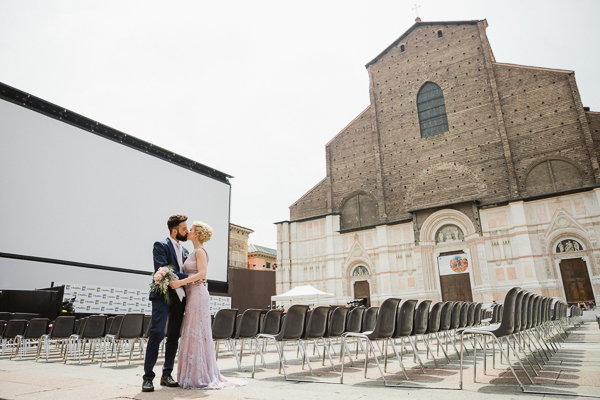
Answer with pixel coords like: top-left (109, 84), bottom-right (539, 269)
top-left (212, 309), bottom-right (238, 340)
top-left (459, 302), bottom-right (469, 328)
top-left (450, 302), bottom-right (463, 329)
top-left (412, 300), bottom-right (431, 335)
top-left (345, 307), bottom-right (365, 333)
top-left (393, 299), bottom-right (418, 338)
top-left (276, 304), bottom-right (309, 341)
top-left (439, 301), bottom-right (453, 331)
top-left (117, 314), bottom-right (145, 339)
top-left (467, 302), bottom-right (476, 327)
top-left (109, 315), bottom-right (123, 336)
top-left (552, 300), bottom-right (560, 321)
top-left (261, 309), bottom-right (284, 335)
top-left (0, 320), bottom-right (6, 337)
top-left (326, 307), bottom-right (349, 338)
top-left (105, 317), bottom-right (115, 336)
top-left (513, 290), bottom-right (525, 333)
top-left (3, 319), bottom-right (28, 339)
top-left (236, 309), bottom-right (262, 339)
top-left (81, 315), bottom-right (106, 339)
top-left (142, 316), bottom-right (152, 338)
top-left (24, 318), bottom-right (50, 339)
top-left (522, 292), bottom-right (532, 330)
top-left (473, 303), bottom-right (483, 326)
top-left (490, 304), bottom-right (499, 324)
top-left (303, 306), bottom-right (330, 339)
top-left (50, 316), bottom-right (75, 339)
top-left (490, 287), bottom-right (521, 337)
top-left (366, 298), bottom-right (400, 340)
top-left (426, 302), bottom-right (444, 333)
top-left (531, 295), bottom-right (541, 327)
top-left (362, 307), bottom-right (379, 332)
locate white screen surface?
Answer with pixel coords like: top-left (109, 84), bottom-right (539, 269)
top-left (0, 98), bottom-right (230, 282)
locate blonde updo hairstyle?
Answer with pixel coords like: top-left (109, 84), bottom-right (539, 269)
top-left (191, 221), bottom-right (213, 243)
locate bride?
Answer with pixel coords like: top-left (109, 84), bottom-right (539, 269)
top-left (169, 221), bottom-right (247, 390)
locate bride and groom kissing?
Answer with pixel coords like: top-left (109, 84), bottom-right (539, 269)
top-left (142, 214), bottom-right (246, 392)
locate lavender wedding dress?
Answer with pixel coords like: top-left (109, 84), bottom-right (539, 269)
top-left (177, 246), bottom-right (247, 390)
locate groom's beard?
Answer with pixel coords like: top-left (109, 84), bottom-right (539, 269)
top-left (176, 233), bottom-right (188, 242)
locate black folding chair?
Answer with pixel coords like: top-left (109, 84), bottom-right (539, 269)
top-left (101, 313), bottom-right (144, 367)
top-left (341, 298), bottom-right (400, 385)
top-left (37, 316), bottom-right (75, 362)
top-left (252, 304), bottom-right (308, 381)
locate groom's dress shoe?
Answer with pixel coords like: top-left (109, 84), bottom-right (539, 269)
top-left (142, 379), bottom-right (154, 392)
top-left (160, 375), bottom-right (180, 387)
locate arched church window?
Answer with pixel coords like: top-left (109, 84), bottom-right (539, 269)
top-left (340, 193), bottom-right (378, 230)
top-left (352, 265), bottom-right (370, 276)
top-left (437, 30), bottom-right (443, 38)
top-left (525, 159), bottom-right (583, 196)
top-left (435, 224), bottom-right (464, 243)
top-left (417, 82), bottom-right (449, 138)
top-left (400, 44), bottom-right (405, 52)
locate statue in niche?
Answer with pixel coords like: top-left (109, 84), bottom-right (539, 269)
top-left (435, 224), bottom-right (464, 244)
top-left (555, 239), bottom-right (582, 253)
top-left (352, 266), bottom-right (369, 276)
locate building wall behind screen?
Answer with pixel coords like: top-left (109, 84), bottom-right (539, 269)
top-left (228, 268), bottom-right (276, 312)
top-left (0, 99), bottom-right (230, 282)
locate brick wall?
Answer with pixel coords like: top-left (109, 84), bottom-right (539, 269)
top-left (289, 19), bottom-right (597, 228)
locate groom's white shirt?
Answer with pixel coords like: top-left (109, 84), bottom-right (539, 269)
top-left (168, 236), bottom-right (183, 267)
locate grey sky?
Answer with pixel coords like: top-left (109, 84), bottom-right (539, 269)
top-left (1, 0), bottom-right (598, 249)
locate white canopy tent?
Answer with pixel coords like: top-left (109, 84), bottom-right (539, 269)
top-left (271, 285), bottom-right (334, 305)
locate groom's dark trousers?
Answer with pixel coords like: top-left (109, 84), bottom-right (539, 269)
top-left (143, 238), bottom-right (189, 381)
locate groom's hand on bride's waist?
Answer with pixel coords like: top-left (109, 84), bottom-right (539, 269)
top-left (187, 278), bottom-right (207, 287)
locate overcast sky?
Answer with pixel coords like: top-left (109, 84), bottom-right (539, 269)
top-left (1, 0), bottom-right (598, 249)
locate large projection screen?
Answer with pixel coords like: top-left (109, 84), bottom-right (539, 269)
top-left (0, 96), bottom-right (231, 285)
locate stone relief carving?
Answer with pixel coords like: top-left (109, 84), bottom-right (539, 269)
top-left (588, 228), bottom-right (597, 247)
top-left (352, 265), bottom-right (370, 277)
top-left (435, 224), bottom-right (464, 244)
top-left (555, 239), bottom-right (582, 253)
top-left (543, 258), bottom-right (552, 279)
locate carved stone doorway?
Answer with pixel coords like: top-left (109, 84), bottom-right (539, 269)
top-left (440, 273), bottom-right (473, 302)
top-left (559, 258), bottom-right (595, 304)
top-left (354, 280), bottom-right (371, 308)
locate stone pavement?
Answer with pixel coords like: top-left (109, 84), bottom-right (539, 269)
top-left (1, 310), bottom-right (599, 400)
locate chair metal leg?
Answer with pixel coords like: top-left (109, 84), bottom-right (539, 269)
top-left (435, 332), bottom-right (451, 363)
top-left (421, 334), bottom-right (439, 368)
top-left (407, 336), bottom-right (426, 373)
top-left (389, 339), bottom-right (409, 380)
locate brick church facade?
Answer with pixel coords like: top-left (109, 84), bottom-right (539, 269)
top-left (275, 19), bottom-right (600, 306)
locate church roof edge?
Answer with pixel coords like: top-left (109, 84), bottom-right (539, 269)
top-left (326, 105), bottom-right (371, 147)
top-left (492, 62), bottom-right (574, 75)
top-left (365, 19), bottom-right (485, 68)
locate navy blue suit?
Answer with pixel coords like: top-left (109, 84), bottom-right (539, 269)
top-left (143, 238), bottom-right (189, 381)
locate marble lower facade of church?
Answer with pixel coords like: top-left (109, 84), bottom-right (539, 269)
top-left (275, 189), bottom-right (600, 307)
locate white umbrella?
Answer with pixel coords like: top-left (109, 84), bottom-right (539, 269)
top-left (271, 285), bottom-right (334, 305)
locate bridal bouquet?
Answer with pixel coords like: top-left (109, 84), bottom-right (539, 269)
top-left (150, 266), bottom-right (177, 304)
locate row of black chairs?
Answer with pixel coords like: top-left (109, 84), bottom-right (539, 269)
top-left (244, 295), bottom-right (582, 389)
top-left (0, 314), bottom-right (151, 366)
top-left (457, 287), bottom-right (584, 392)
top-left (242, 300), bottom-right (488, 382)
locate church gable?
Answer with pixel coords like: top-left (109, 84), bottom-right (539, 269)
top-left (494, 63), bottom-right (596, 195)
top-left (326, 107), bottom-right (380, 215)
top-left (289, 178), bottom-right (329, 220)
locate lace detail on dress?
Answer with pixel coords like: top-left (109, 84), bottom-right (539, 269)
top-left (177, 247), bottom-right (247, 390)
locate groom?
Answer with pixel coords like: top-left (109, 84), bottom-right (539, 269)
top-left (142, 214), bottom-right (191, 392)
